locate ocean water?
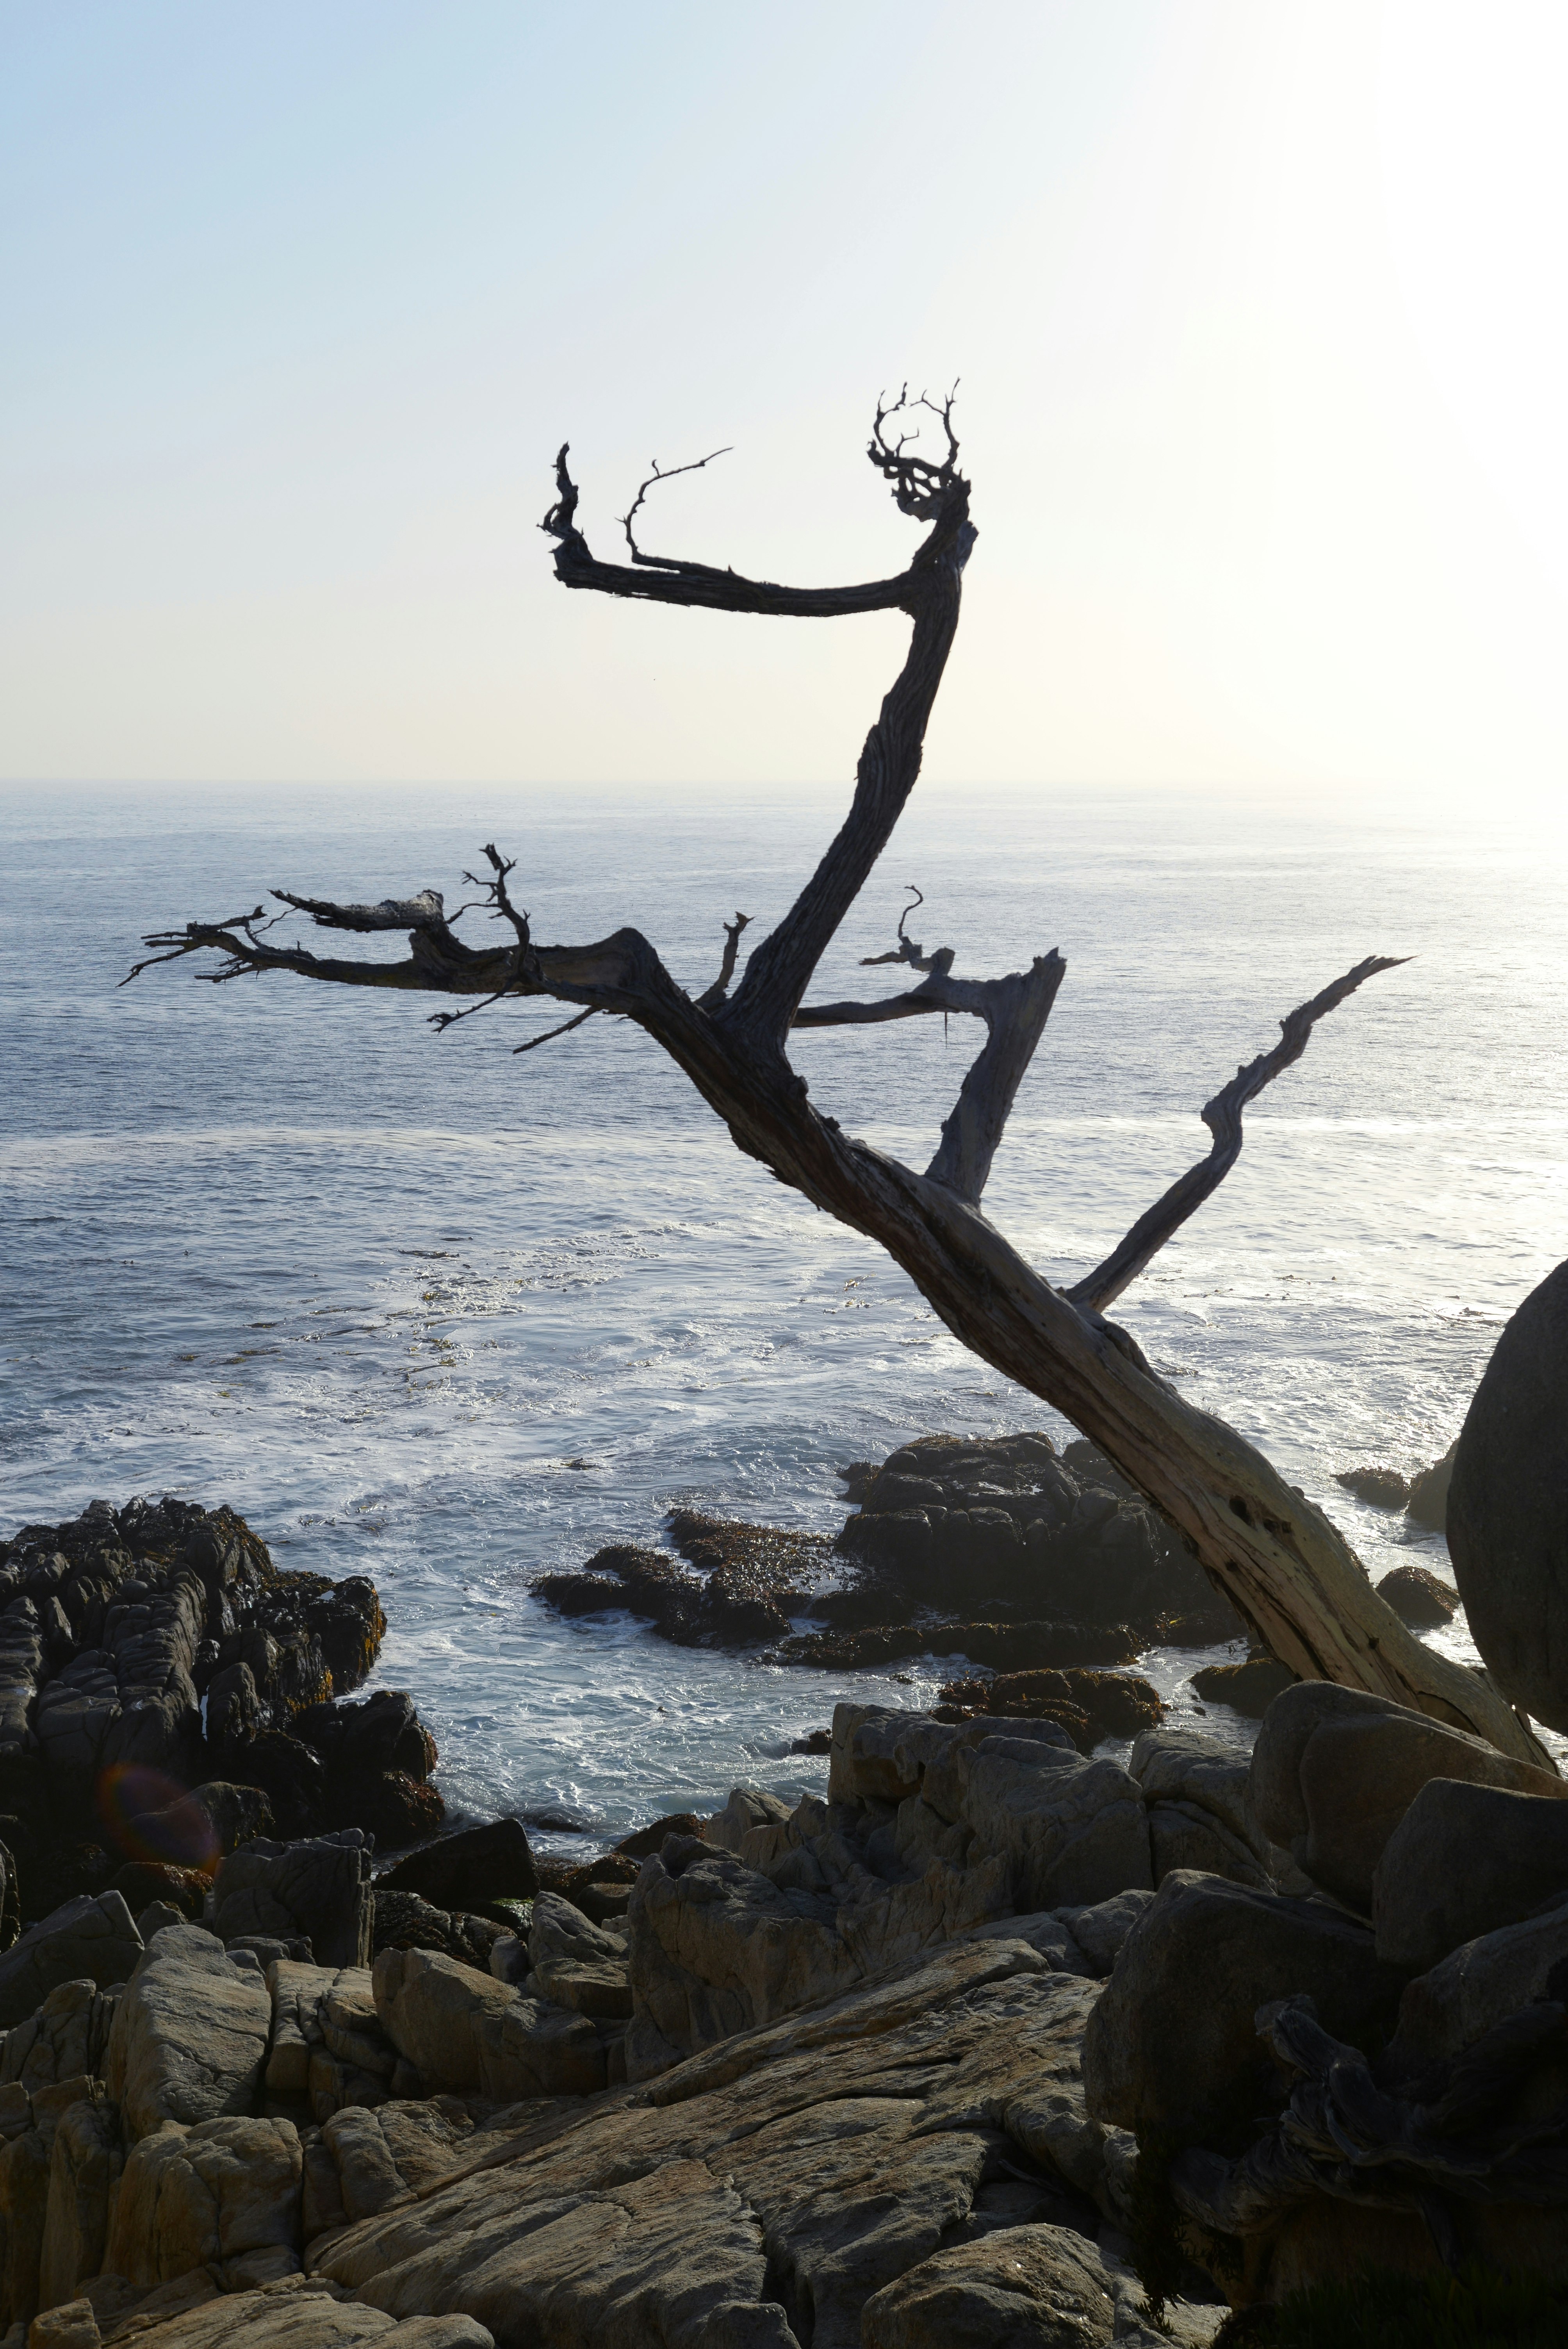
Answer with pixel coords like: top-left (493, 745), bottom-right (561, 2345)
top-left (3, 780), bottom-right (1566, 1845)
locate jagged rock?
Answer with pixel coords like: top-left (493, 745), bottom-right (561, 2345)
top-left (1374, 1779), bottom-right (1568, 1969)
top-left (1374, 1563), bottom-right (1459, 1629)
top-left (208, 1832), bottom-right (373, 1970)
top-left (958, 1739), bottom-right (1151, 1913)
top-left (334, 1772), bottom-right (442, 1854)
top-left (0, 1981), bottom-right (118, 2093)
top-left (1082, 1870), bottom-right (1407, 2144)
top-left (264, 1961), bottom-right (397, 2118)
top-left (109, 1864), bottom-right (205, 1922)
top-left (205, 1660), bottom-right (264, 1750)
top-left (665, 1508), bottom-right (830, 1641)
top-left (624, 1707), bottom-right (1151, 2080)
top-left (702, 1784), bottom-right (794, 1854)
top-left (1387, 1894), bottom-right (1568, 2071)
top-left (1053, 1890), bottom-right (1154, 1979)
top-left (1248, 1681), bottom-right (1564, 1912)
top-left (136, 1782), bottom-right (276, 1872)
top-left (1189, 1656), bottom-right (1297, 1717)
top-left (1407, 1438), bottom-right (1458, 1531)
top-left (533, 1542), bottom-right (791, 1648)
top-left (0, 2076), bottom-right (112, 2326)
top-left (525, 1891), bottom-right (631, 2020)
top-left (369, 1891), bottom-right (500, 1973)
top-left (293, 1693), bottom-right (443, 1852)
top-left (470, 1994), bottom-right (614, 2101)
top-left (30, 2290), bottom-right (103, 2347)
top-left (1448, 1264), bottom-right (1568, 1727)
top-left (829, 1704), bottom-right (1075, 1807)
top-left (106, 1921), bottom-right (271, 2138)
top-left (861, 2221), bottom-right (1119, 2345)
top-left (528, 1432), bottom-right (1242, 1661)
top-left (534, 1515), bottom-right (830, 1652)
top-left (0, 1895), bottom-right (141, 2030)
top-left (937, 1667), bottom-right (1163, 1750)
top-left (1334, 1465), bottom-right (1409, 1509)
top-left (832, 1432), bottom-right (1241, 1646)
top-left (209, 1731), bottom-right (327, 1842)
top-left (375, 1819), bottom-right (536, 1920)
top-left (0, 1501), bottom-right (419, 1936)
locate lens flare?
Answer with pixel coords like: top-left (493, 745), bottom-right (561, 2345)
top-left (96, 1764), bottom-right (219, 1873)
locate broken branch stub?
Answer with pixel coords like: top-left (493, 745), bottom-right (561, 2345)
top-left (131, 395), bottom-right (1542, 1765)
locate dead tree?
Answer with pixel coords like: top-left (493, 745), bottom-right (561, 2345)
top-left (130, 394), bottom-right (1540, 1763)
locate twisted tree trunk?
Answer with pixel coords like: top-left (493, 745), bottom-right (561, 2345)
top-left (132, 393), bottom-right (1543, 1764)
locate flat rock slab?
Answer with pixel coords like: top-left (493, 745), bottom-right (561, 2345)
top-left (308, 1938), bottom-right (1128, 2349)
top-left (98, 2272), bottom-right (494, 2345)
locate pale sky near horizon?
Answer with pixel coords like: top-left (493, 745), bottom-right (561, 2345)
top-left (3, 2), bottom-right (1566, 803)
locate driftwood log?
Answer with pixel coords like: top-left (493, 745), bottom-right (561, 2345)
top-left (130, 393), bottom-right (1541, 1763)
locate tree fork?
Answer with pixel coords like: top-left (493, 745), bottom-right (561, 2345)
top-left (132, 392), bottom-right (1544, 1766)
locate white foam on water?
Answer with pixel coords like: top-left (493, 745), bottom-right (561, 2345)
top-left (4, 780), bottom-right (1566, 1836)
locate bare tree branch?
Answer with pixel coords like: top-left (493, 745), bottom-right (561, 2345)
top-left (619, 447), bottom-right (732, 566)
top-left (696, 913), bottom-right (752, 1011)
top-left (926, 954), bottom-right (1066, 1201)
top-left (513, 1007), bottom-right (598, 1055)
top-left (1069, 954), bottom-right (1409, 1312)
top-left (858, 886), bottom-right (955, 977)
top-left (129, 399), bottom-right (1542, 1764)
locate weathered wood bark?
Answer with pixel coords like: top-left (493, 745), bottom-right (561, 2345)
top-left (131, 393), bottom-right (1543, 1764)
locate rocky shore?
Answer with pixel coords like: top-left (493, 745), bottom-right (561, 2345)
top-left (0, 1448), bottom-right (1560, 2347)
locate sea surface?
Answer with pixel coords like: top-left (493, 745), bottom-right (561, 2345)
top-left (3, 780), bottom-right (1566, 1846)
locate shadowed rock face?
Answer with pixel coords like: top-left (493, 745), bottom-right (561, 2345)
top-left (1449, 1258), bottom-right (1568, 1731)
top-left (827, 1433), bottom-right (1242, 1649)
top-left (0, 1499), bottom-right (440, 1923)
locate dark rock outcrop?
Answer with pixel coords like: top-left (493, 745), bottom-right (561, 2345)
top-left (1375, 1562), bottom-right (1459, 1628)
top-left (1334, 1465), bottom-right (1410, 1508)
top-left (935, 1666), bottom-right (1164, 1751)
top-left (1082, 1870), bottom-right (1406, 2145)
top-left (1249, 1680), bottom-right (1564, 1914)
top-left (531, 1431), bottom-right (1244, 1665)
top-left (1448, 1261), bottom-right (1568, 1729)
top-left (1373, 1778), bottom-right (1568, 1970)
top-left (830, 1431), bottom-right (1243, 1648)
top-left (0, 1499), bottom-right (434, 1928)
top-left (1191, 1654), bottom-right (1298, 1717)
top-left (533, 1511), bottom-right (830, 1650)
top-left (371, 1886), bottom-right (504, 1972)
top-left (783, 1617), bottom-right (1141, 1672)
top-left (376, 1816), bottom-right (537, 1921)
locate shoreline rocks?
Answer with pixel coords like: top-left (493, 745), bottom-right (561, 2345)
top-left (0, 1499), bottom-right (444, 1931)
top-left (0, 1667), bottom-right (1555, 2337)
top-left (528, 1429), bottom-right (1249, 1672)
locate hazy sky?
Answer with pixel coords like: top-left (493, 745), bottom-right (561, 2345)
top-left (3, 2), bottom-right (1566, 798)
